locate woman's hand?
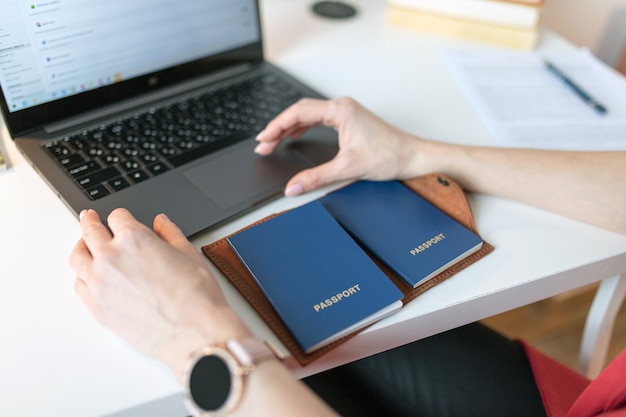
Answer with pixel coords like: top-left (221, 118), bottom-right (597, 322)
top-left (255, 97), bottom-right (428, 196)
top-left (69, 208), bottom-right (252, 380)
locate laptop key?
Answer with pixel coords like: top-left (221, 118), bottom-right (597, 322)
top-left (147, 163), bottom-right (169, 176)
top-left (108, 177), bottom-right (130, 192)
top-left (69, 161), bottom-right (101, 178)
top-left (159, 146), bottom-right (179, 157)
top-left (99, 154), bottom-right (123, 165)
top-left (141, 152), bottom-right (160, 164)
top-left (45, 142), bottom-right (71, 158)
top-left (85, 184), bottom-right (110, 201)
top-left (64, 137), bottom-right (88, 151)
top-left (86, 146), bottom-right (106, 158)
top-left (121, 160), bottom-right (141, 172)
top-left (76, 166), bottom-right (121, 190)
top-left (128, 169), bottom-right (149, 183)
top-left (59, 153), bottom-right (85, 168)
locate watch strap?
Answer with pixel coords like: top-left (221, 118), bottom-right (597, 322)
top-left (226, 338), bottom-right (276, 372)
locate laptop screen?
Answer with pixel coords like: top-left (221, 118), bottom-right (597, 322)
top-left (0, 0), bottom-right (263, 134)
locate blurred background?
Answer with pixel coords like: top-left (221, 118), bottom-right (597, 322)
top-left (538, 0), bottom-right (626, 74)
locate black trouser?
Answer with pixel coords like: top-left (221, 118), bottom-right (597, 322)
top-left (303, 322), bottom-right (547, 417)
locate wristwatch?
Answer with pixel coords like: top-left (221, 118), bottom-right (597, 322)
top-left (183, 338), bottom-right (277, 417)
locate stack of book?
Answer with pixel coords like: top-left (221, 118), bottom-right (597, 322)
top-left (386, 0), bottom-right (544, 50)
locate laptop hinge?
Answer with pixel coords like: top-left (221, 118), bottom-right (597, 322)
top-left (43, 64), bottom-right (254, 134)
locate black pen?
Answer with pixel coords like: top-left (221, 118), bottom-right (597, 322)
top-left (543, 59), bottom-right (608, 115)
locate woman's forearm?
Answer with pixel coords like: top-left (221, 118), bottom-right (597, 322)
top-left (414, 141), bottom-right (626, 234)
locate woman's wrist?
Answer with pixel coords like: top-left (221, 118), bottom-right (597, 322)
top-left (403, 138), bottom-right (467, 181)
top-left (160, 305), bottom-right (255, 385)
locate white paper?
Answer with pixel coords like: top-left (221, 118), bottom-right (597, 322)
top-left (444, 48), bottom-right (626, 150)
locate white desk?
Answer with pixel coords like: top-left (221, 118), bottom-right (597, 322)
top-left (1, 1), bottom-right (626, 416)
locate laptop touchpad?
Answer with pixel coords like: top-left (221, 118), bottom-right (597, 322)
top-left (183, 142), bottom-right (313, 210)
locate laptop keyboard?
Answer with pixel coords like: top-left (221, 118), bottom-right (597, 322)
top-left (42, 69), bottom-right (304, 200)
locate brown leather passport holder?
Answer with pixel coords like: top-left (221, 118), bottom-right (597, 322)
top-left (202, 173), bottom-right (494, 366)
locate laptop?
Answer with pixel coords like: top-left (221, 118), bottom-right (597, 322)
top-left (0, 0), bottom-right (338, 236)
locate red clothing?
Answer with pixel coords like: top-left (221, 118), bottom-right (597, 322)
top-left (520, 342), bottom-right (626, 417)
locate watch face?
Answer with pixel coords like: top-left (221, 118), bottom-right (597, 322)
top-left (189, 355), bottom-right (232, 411)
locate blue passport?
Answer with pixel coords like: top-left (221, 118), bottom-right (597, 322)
top-left (227, 201), bottom-right (404, 354)
top-left (320, 180), bottom-right (484, 288)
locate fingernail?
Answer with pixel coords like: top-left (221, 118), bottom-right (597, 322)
top-left (159, 213), bottom-right (171, 222)
top-left (285, 183), bottom-right (304, 197)
top-left (253, 142), bottom-right (264, 154)
top-left (255, 130), bottom-right (266, 141)
top-left (79, 209), bottom-right (88, 220)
